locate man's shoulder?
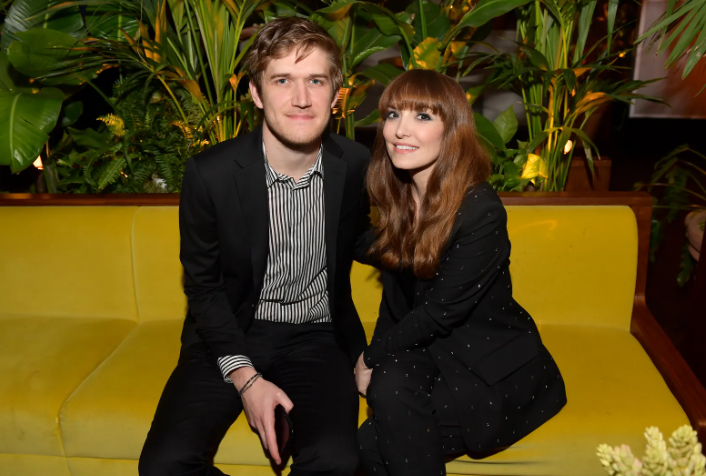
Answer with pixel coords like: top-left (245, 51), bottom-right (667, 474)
top-left (326, 133), bottom-right (370, 163)
top-left (190, 133), bottom-right (254, 171)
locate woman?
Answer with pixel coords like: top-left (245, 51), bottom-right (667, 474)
top-left (354, 69), bottom-right (567, 475)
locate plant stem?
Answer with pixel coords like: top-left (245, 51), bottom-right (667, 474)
top-left (419, 0), bottom-right (428, 40)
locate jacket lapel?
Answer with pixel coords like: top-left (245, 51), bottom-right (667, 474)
top-left (322, 133), bottom-right (346, 288)
top-left (233, 126), bottom-right (269, 290)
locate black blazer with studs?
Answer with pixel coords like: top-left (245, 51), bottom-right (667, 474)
top-left (363, 182), bottom-right (567, 454)
top-left (178, 126), bottom-right (371, 367)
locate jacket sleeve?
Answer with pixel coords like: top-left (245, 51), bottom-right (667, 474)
top-left (363, 293), bottom-right (396, 367)
top-left (362, 199), bottom-right (510, 366)
top-left (179, 157), bottom-right (249, 363)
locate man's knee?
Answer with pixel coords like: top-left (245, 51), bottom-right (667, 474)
top-left (295, 437), bottom-right (359, 475)
top-left (139, 437), bottom-right (201, 476)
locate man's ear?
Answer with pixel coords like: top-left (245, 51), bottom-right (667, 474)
top-left (330, 88), bottom-right (341, 110)
top-left (250, 80), bottom-right (264, 109)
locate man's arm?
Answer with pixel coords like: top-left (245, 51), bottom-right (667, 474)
top-left (180, 157), bottom-right (292, 464)
top-left (180, 157), bottom-right (248, 359)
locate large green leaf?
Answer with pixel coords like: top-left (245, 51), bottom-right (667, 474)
top-left (413, 37), bottom-right (442, 70)
top-left (362, 3), bottom-right (415, 45)
top-left (451, 0), bottom-right (532, 37)
top-left (358, 63), bottom-right (404, 86)
top-left (1, 0), bottom-right (84, 51)
top-left (316, 0), bottom-right (358, 21)
top-left (0, 86), bottom-right (63, 172)
top-left (0, 51), bottom-right (34, 94)
top-left (7, 28), bottom-right (97, 86)
top-left (68, 127), bottom-right (113, 150)
top-left (474, 111), bottom-right (506, 151)
top-left (354, 109), bottom-right (380, 127)
top-left (85, 5), bottom-right (140, 42)
top-left (407, 0), bottom-right (451, 45)
top-left (60, 101), bottom-right (83, 127)
top-left (351, 28), bottom-right (401, 69)
top-left (493, 106), bottom-right (518, 144)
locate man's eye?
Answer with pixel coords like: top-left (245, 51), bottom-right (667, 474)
top-left (311, 79), bottom-right (322, 85)
top-left (276, 79), bottom-right (288, 84)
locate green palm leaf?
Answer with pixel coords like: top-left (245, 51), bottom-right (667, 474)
top-left (1, 0), bottom-right (84, 51)
top-left (0, 54), bottom-right (63, 173)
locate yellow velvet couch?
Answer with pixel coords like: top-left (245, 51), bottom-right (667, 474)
top-left (1, 192), bottom-right (705, 476)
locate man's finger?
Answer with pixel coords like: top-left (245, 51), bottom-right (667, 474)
top-left (278, 394), bottom-right (294, 413)
top-left (264, 421), bottom-right (280, 465)
top-left (257, 424), bottom-right (268, 451)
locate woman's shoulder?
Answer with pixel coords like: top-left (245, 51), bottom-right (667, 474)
top-left (457, 181), bottom-right (506, 223)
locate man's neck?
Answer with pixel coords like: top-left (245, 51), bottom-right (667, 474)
top-left (262, 123), bottom-right (322, 182)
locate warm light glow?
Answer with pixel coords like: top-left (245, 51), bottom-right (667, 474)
top-left (619, 52), bottom-right (626, 58)
top-left (33, 156), bottom-right (43, 170)
top-left (564, 140), bottom-right (573, 154)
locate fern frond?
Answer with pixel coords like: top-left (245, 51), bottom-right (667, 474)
top-left (98, 114), bottom-right (126, 137)
top-left (97, 156), bottom-right (127, 192)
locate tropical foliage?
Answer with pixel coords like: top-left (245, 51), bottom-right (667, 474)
top-left (637, 0), bottom-right (706, 86)
top-left (478, 0), bottom-right (664, 191)
top-left (51, 77), bottom-right (203, 193)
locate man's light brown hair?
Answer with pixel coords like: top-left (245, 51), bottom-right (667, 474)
top-left (244, 17), bottom-right (343, 99)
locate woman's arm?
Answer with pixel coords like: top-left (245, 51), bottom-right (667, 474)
top-left (363, 198), bottom-right (509, 367)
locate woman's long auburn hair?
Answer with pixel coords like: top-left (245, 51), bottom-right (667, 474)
top-left (367, 69), bottom-right (491, 279)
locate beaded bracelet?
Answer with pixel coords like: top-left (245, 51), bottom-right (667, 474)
top-left (238, 372), bottom-right (263, 397)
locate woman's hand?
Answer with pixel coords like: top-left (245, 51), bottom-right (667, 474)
top-left (355, 351), bottom-right (373, 395)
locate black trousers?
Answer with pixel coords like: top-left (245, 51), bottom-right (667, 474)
top-left (357, 349), bottom-right (465, 476)
top-left (139, 321), bottom-right (360, 476)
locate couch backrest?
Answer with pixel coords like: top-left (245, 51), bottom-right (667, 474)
top-left (0, 207), bottom-right (140, 321)
top-left (352, 205), bottom-right (637, 332)
top-left (0, 204), bottom-right (638, 330)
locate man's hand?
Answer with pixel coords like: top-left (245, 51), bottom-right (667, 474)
top-left (354, 351), bottom-right (373, 396)
top-left (230, 367), bottom-right (293, 465)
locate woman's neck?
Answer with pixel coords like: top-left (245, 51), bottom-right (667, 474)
top-left (409, 166), bottom-right (433, 211)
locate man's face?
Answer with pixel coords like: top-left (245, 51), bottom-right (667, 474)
top-left (251, 47), bottom-right (338, 147)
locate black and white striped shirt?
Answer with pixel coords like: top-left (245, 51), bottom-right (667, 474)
top-left (218, 144), bottom-right (329, 381)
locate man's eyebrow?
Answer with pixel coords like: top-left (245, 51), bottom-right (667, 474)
top-left (267, 72), bottom-right (331, 80)
top-left (267, 72), bottom-right (293, 80)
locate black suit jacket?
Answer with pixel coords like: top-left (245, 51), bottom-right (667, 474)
top-left (363, 182), bottom-right (567, 454)
top-left (178, 126), bottom-right (371, 367)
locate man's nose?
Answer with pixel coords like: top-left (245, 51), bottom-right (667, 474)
top-left (292, 82), bottom-right (311, 108)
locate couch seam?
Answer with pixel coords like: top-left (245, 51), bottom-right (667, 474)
top-left (131, 207), bottom-right (143, 323)
top-left (57, 322), bottom-right (140, 462)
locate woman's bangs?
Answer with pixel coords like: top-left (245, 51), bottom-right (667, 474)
top-left (380, 78), bottom-right (444, 119)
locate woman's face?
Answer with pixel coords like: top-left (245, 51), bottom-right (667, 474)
top-left (383, 108), bottom-right (445, 176)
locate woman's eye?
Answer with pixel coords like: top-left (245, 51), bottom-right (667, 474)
top-left (418, 113), bottom-right (432, 121)
top-left (386, 111), bottom-right (398, 119)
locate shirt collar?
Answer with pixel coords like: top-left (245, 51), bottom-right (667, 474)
top-left (263, 142), bottom-right (324, 188)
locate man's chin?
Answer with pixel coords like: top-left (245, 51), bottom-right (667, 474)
top-left (266, 118), bottom-right (328, 149)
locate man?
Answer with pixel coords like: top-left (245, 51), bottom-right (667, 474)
top-left (139, 17), bottom-right (371, 476)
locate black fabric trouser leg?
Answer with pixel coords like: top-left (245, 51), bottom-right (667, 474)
top-left (139, 321), bottom-right (360, 476)
top-left (357, 349), bottom-right (465, 476)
